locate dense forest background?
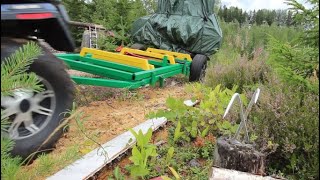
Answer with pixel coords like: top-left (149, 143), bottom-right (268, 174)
top-left (61, 0), bottom-right (306, 47)
top-left (62, 0), bottom-right (298, 28)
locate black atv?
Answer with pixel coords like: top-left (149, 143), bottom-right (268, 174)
top-left (1, 0), bottom-right (75, 159)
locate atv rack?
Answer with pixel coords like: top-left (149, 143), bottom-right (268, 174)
top-left (56, 47), bottom-right (194, 89)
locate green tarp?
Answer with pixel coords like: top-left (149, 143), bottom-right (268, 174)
top-left (131, 0), bottom-right (222, 56)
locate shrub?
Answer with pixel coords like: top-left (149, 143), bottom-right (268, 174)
top-left (205, 19), bottom-right (318, 179)
top-left (205, 48), bottom-right (270, 92)
top-left (249, 74), bottom-right (319, 179)
top-left (148, 83), bottom-right (243, 143)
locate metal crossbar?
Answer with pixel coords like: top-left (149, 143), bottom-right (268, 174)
top-left (223, 88), bottom-right (260, 143)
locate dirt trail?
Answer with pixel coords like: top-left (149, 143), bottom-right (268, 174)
top-left (22, 77), bottom-right (191, 179)
top-left (59, 80), bottom-right (189, 152)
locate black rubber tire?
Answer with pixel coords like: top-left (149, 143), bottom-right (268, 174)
top-left (1, 37), bottom-right (75, 159)
top-left (130, 43), bottom-right (146, 50)
top-left (189, 54), bottom-right (208, 82)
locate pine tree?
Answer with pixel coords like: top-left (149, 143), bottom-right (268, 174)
top-left (1, 42), bottom-right (43, 179)
top-left (287, 0), bottom-right (319, 47)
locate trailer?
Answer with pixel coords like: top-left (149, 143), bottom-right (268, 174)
top-left (56, 47), bottom-right (208, 89)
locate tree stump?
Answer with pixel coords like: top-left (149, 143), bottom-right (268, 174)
top-left (214, 137), bottom-right (266, 175)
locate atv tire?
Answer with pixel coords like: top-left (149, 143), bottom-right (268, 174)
top-left (189, 54), bottom-right (208, 82)
top-left (1, 37), bottom-right (75, 159)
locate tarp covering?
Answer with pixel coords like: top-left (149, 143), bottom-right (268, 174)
top-left (131, 0), bottom-right (222, 56)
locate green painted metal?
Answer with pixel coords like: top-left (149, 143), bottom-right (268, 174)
top-left (134, 64), bottom-right (183, 80)
top-left (56, 52), bottom-right (191, 89)
top-left (148, 55), bottom-right (169, 67)
top-left (71, 76), bottom-right (149, 89)
top-left (60, 58), bottom-right (134, 80)
top-left (148, 60), bottom-right (166, 67)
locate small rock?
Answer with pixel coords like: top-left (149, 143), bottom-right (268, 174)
top-left (184, 99), bottom-right (199, 107)
top-left (189, 159), bottom-right (200, 167)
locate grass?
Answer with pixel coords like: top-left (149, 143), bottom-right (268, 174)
top-left (16, 144), bottom-right (82, 179)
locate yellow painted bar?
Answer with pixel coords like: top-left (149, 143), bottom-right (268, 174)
top-left (146, 48), bottom-right (192, 61)
top-left (80, 48), bottom-right (154, 70)
top-left (120, 47), bottom-right (176, 64)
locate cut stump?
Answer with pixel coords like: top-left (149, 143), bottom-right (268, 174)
top-left (214, 137), bottom-right (266, 175)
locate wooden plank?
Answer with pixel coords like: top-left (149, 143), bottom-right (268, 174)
top-left (120, 48), bottom-right (176, 64)
top-left (47, 117), bottom-right (167, 180)
top-left (80, 48), bottom-right (155, 70)
top-left (146, 47), bottom-right (192, 61)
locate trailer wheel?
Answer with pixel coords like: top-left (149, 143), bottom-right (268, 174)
top-left (1, 38), bottom-right (75, 159)
top-left (189, 54), bottom-right (208, 82)
top-left (130, 43), bottom-right (146, 50)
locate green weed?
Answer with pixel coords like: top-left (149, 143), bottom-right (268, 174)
top-left (128, 128), bottom-right (158, 179)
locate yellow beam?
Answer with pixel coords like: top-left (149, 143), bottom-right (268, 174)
top-left (80, 48), bottom-right (154, 70)
top-left (146, 48), bottom-right (192, 61)
top-left (120, 47), bottom-right (176, 64)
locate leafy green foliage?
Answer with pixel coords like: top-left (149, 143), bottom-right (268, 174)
top-left (62, 0), bottom-right (149, 48)
top-left (108, 166), bottom-right (125, 180)
top-left (199, 141), bottom-right (215, 159)
top-left (165, 147), bottom-right (174, 166)
top-left (97, 16), bottom-right (131, 51)
top-left (217, 120), bottom-right (239, 136)
top-left (150, 84), bottom-right (240, 142)
top-left (173, 121), bottom-right (184, 142)
top-left (128, 128), bottom-right (158, 178)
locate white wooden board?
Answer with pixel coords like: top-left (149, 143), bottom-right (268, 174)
top-left (47, 117), bottom-right (167, 180)
top-left (210, 167), bottom-right (281, 180)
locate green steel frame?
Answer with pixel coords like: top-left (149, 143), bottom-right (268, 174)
top-left (56, 53), bottom-right (191, 89)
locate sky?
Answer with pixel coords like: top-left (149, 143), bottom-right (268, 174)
top-left (220, 0), bottom-right (310, 11)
